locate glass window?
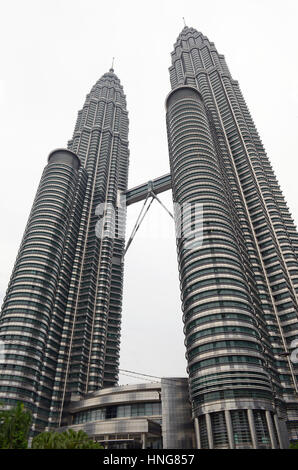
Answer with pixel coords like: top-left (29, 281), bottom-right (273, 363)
top-left (145, 403), bottom-right (153, 415)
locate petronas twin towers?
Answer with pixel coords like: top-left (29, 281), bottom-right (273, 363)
top-left (1, 26), bottom-right (298, 448)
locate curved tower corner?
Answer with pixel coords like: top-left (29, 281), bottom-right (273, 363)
top-left (0, 148), bottom-right (86, 434)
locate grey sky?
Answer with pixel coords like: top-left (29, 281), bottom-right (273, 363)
top-left (0, 0), bottom-right (298, 385)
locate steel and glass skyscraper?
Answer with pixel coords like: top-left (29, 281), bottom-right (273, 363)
top-left (0, 68), bottom-right (129, 434)
top-left (166, 26), bottom-right (298, 447)
top-left (0, 24), bottom-right (298, 448)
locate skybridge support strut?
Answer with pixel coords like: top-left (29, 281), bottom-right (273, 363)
top-left (123, 178), bottom-right (173, 258)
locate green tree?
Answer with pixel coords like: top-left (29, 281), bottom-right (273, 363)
top-left (0, 402), bottom-right (31, 449)
top-left (290, 441), bottom-right (298, 449)
top-left (32, 429), bottom-right (103, 449)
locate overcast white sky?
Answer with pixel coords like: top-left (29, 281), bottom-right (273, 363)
top-left (0, 0), bottom-right (298, 386)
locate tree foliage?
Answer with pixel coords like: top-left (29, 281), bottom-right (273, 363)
top-left (290, 441), bottom-right (298, 449)
top-left (0, 402), bottom-right (31, 449)
top-left (31, 428), bottom-right (103, 449)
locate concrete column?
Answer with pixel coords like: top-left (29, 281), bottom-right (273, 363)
top-left (194, 417), bottom-right (201, 449)
top-left (141, 433), bottom-right (147, 449)
top-left (247, 409), bottom-right (258, 449)
top-left (225, 410), bottom-right (234, 449)
top-left (265, 411), bottom-right (277, 449)
top-left (205, 413), bottom-right (214, 449)
top-left (273, 414), bottom-right (284, 449)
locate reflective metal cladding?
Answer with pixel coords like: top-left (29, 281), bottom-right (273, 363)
top-left (166, 26), bottom-right (298, 448)
top-left (0, 24), bottom-right (298, 449)
top-left (0, 70), bottom-right (129, 435)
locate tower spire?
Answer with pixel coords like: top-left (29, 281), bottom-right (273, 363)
top-left (182, 17), bottom-right (186, 27)
top-left (110, 57), bottom-right (115, 72)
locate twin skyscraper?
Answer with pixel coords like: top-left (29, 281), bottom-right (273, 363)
top-left (1, 26), bottom-right (298, 448)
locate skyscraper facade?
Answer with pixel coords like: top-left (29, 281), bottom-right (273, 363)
top-left (0, 68), bottom-right (129, 434)
top-left (166, 26), bottom-right (298, 447)
top-left (0, 25), bottom-right (298, 449)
